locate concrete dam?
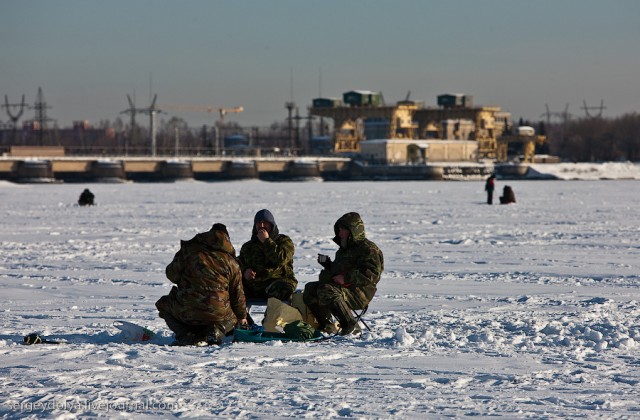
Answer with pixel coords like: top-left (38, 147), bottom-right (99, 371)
top-left (0, 156), bottom-right (529, 183)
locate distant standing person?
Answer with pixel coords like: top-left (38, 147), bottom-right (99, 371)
top-left (484, 174), bottom-right (496, 205)
top-left (500, 185), bottom-right (516, 204)
top-left (78, 188), bottom-right (95, 206)
top-left (238, 209), bottom-right (297, 302)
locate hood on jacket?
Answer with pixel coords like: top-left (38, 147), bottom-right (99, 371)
top-left (183, 226), bottom-right (236, 256)
top-left (333, 212), bottom-right (366, 247)
top-left (252, 209), bottom-right (280, 239)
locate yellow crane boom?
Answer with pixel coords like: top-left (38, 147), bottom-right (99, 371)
top-left (161, 103), bottom-right (244, 125)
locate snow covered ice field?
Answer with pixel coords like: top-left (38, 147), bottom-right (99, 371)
top-left (0, 177), bottom-right (639, 418)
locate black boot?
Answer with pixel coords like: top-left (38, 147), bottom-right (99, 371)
top-left (205, 327), bottom-right (224, 346)
top-left (306, 301), bottom-right (334, 332)
top-left (331, 299), bottom-right (357, 336)
top-left (160, 311), bottom-right (197, 345)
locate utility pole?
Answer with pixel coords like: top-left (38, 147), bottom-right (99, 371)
top-left (285, 101), bottom-right (296, 152)
top-left (213, 126), bottom-right (220, 156)
top-left (292, 111), bottom-right (314, 155)
top-left (285, 67), bottom-right (296, 152)
top-left (174, 126), bottom-right (179, 156)
top-left (318, 66), bottom-right (325, 137)
top-left (294, 107), bottom-right (300, 154)
top-left (138, 94), bottom-right (163, 157)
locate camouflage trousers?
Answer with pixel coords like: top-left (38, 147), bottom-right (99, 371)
top-left (302, 281), bottom-right (365, 310)
top-left (158, 310), bottom-right (235, 342)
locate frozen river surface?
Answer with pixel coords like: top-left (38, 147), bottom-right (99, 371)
top-left (0, 179), bottom-right (638, 418)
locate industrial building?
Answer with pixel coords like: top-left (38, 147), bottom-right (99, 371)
top-left (309, 91), bottom-right (543, 163)
top-left (359, 139), bottom-right (478, 164)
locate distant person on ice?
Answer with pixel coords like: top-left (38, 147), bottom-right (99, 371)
top-left (156, 223), bottom-right (247, 346)
top-left (303, 212), bottom-right (384, 335)
top-left (78, 188), bottom-right (95, 206)
top-left (238, 209), bottom-right (297, 302)
top-left (500, 185), bottom-right (516, 204)
top-left (484, 174), bottom-right (496, 205)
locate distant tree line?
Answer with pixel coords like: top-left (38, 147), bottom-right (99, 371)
top-left (526, 113), bottom-right (640, 162)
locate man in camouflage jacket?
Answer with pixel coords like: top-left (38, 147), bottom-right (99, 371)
top-left (156, 223), bottom-right (247, 346)
top-left (239, 209), bottom-right (297, 301)
top-left (303, 212), bottom-right (384, 335)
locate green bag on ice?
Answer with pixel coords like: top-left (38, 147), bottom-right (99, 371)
top-left (283, 320), bottom-right (317, 340)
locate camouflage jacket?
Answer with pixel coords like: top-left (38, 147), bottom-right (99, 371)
top-left (319, 212), bottom-right (384, 307)
top-left (238, 223), bottom-right (297, 297)
top-left (156, 229), bottom-right (246, 325)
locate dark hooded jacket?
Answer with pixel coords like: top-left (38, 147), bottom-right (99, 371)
top-left (500, 185), bottom-right (516, 204)
top-left (156, 227), bottom-right (246, 325)
top-left (78, 189), bottom-right (95, 206)
top-left (319, 212), bottom-right (384, 308)
top-left (238, 209), bottom-right (297, 297)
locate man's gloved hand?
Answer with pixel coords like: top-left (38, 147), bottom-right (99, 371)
top-left (317, 254), bottom-right (332, 269)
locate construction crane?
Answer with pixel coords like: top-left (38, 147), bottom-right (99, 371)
top-left (160, 103), bottom-right (244, 155)
top-left (161, 103), bottom-right (244, 125)
top-left (218, 106), bottom-right (244, 125)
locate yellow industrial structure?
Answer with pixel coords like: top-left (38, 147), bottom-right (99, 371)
top-left (496, 130), bottom-right (547, 163)
top-left (309, 92), bottom-right (544, 162)
top-left (310, 102), bottom-right (418, 152)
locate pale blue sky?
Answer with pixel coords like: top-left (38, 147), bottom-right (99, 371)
top-left (2, 0), bottom-right (639, 128)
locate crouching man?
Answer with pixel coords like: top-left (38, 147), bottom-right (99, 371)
top-left (156, 223), bottom-right (247, 346)
top-left (78, 188), bottom-right (95, 206)
top-left (303, 212), bottom-right (384, 335)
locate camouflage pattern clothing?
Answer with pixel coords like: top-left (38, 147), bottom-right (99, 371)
top-left (238, 209), bottom-right (297, 301)
top-left (156, 224), bottom-right (246, 343)
top-left (304, 212), bottom-right (384, 314)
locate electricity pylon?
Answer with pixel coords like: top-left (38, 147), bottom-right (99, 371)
top-left (2, 95), bottom-right (28, 143)
top-left (120, 93), bottom-right (140, 155)
top-left (581, 100), bottom-right (606, 118)
top-left (541, 104), bottom-right (571, 125)
top-left (31, 87), bottom-right (56, 145)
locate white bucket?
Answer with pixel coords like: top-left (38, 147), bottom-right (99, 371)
top-left (114, 320), bottom-right (155, 342)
